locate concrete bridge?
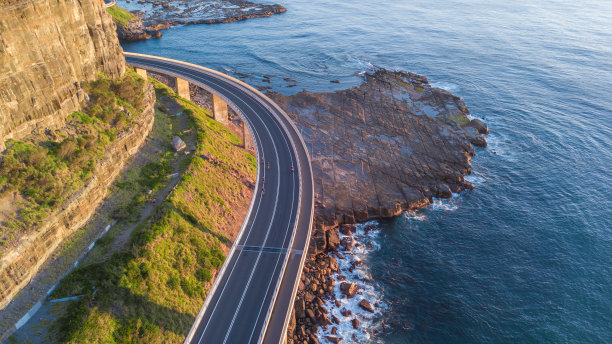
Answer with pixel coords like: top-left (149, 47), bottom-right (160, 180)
top-left (127, 53), bottom-right (314, 344)
top-left (135, 67), bottom-right (255, 151)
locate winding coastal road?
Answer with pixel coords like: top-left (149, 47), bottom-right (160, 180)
top-left (124, 53), bottom-right (313, 344)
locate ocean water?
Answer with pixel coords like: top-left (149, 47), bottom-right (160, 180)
top-left (123, 0), bottom-right (612, 342)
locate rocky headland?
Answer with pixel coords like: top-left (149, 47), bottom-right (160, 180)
top-left (274, 70), bottom-right (488, 343)
top-left (272, 70), bottom-right (488, 229)
top-left (114, 0), bottom-right (286, 41)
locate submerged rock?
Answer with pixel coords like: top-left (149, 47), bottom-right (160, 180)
top-left (325, 336), bottom-right (342, 343)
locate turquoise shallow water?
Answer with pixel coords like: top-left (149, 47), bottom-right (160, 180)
top-left (123, 0), bottom-right (612, 342)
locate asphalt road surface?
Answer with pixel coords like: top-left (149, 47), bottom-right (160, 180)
top-left (125, 53), bottom-right (314, 344)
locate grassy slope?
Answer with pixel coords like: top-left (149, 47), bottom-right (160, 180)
top-left (106, 5), bottom-right (137, 27)
top-left (50, 79), bottom-right (256, 343)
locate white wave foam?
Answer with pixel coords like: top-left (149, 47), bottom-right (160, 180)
top-left (485, 132), bottom-right (518, 162)
top-left (403, 211), bottom-right (427, 221)
top-left (318, 221), bottom-right (386, 343)
top-left (430, 81), bottom-right (460, 92)
top-left (346, 56), bottom-right (377, 77)
top-left (429, 193), bottom-right (460, 212)
top-left (353, 57), bottom-right (375, 70)
top-left (465, 172), bottom-right (486, 185)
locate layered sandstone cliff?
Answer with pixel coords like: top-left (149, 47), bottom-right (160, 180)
top-left (0, 0), bottom-right (155, 312)
top-left (0, 0), bottom-right (125, 151)
top-left (0, 82), bottom-right (155, 310)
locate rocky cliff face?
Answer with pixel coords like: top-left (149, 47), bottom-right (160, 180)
top-left (0, 0), bottom-right (125, 151)
top-left (0, 83), bottom-right (155, 311)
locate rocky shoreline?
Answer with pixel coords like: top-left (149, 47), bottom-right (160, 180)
top-left (164, 68), bottom-right (487, 343)
top-left (275, 70), bottom-right (488, 343)
top-left (115, 0), bottom-right (286, 41)
top-left (289, 222), bottom-right (387, 343)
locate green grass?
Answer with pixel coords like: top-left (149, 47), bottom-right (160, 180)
top-left (0, 69), bottom-right (147, 242)
top-left (106, 5), bottom-right (137, 27)
top-left (445, 112), bottom-right (470, 127)
top-left (50, 79), bottom-right (256, 343)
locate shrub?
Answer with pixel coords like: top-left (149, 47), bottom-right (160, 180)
top-left (167, 276), bottom-right (180, 289)
top-left (195, 268), bottom-right (212, 283)
top-left (139, 162), bottom-right (172, 189)
top-left (0, 140), bottom-right (64, 208)
top-left (180, 277), bottom-right (201, 297)
top-left (0, 70), bottom-right (146, 233)
top-left (57, 138), bottom-right (77, 160)
top-left (70, 111), bottom-right (95, 125)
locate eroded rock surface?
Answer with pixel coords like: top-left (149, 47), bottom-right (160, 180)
top-left (271, 70), bottom-right (487, 229)
top-left (283, 70), bottom-right (488, 343)
top-left (116, 16), bottom-right (163, 41)
top-left (116, 0), bottom-right (286, 40)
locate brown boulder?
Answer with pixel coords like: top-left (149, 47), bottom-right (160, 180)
top-left (325, 255), bottom-right (339, 272)
top-left (349, 260), bottom-right (363, 272)
top-left (310, 229), bottom-right (327, 254)
top-left (341, 237), bottom-right (354, 251)
top-left (340, 282), bottom-right (360, 298)
top-left (339, 224), bottom-right (355, 235)
top-left (325, 336), bottom-right (342, 344)
top-left (468, 118), bottom-right (489, 134)
top-left (304, 292), bottom-right (315, 303)
top-left (352, 318), bottom-right (359, 329)
top-left (295, 298), bottom-right (306, 318)
top-left (359, 299), bottom-right (375, 313)
top-left (318, 313), bottom-right (332, 325)
top-left (326, 228), bottom-right (341, 251)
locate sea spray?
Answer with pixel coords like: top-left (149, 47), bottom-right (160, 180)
top-left (318, 221), bottom-right (386, 343)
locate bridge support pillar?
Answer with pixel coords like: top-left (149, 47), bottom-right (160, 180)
top-left (176, 77), bottom-right (190, 100)
top-left (212, 93), bottom-right (229, 123)
top-left (243, 122), bottom-right (255, 151)
top-left (135, 68), bottom-right (148, 79)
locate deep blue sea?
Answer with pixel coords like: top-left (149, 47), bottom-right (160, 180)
top-left (123, 0), bottom-right (612, 342)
